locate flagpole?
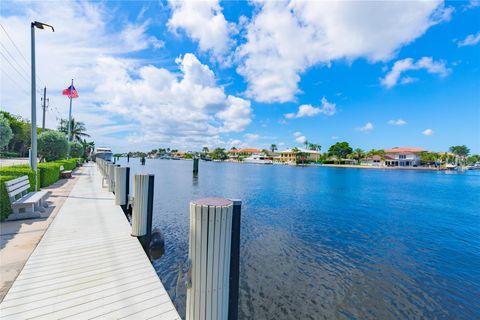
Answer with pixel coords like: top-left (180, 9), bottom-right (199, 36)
top-left (67, 79), bottom-right (73, 158)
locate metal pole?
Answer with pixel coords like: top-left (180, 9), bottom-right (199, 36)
top-left (30, 23), bottom-right (37, 190)
top-left (228, 200), bottom-right (242, 320)
top-left (67, 79), bottom-right (73, 156)
top-left (42, 86), bottom-right (46, 132)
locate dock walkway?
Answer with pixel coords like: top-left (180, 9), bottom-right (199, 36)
top-left (0, 163), bottom-right (180, 319)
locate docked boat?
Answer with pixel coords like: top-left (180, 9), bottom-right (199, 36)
top-left (445, 163), bottom-right (457, 170)
top-left (243, 154), bottom-right (273, 164)
top-left (93, 147), bottom-right (113, 162)
top-left (467, 162), bottom-right (480, 170)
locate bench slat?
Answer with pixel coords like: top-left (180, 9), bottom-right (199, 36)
top-left (8, 184), bottom-right (30, 198)
top-left (4, 176), bottom-right (29, 187)
top-left (12, 191), bottom-right (48, 205)
top-left (6, 180), bottom-right (30, 193)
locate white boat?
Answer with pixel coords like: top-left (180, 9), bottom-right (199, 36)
top-left (93, 147), bottom-right (113, 162)
top-left (243, 154), bottom-right (273, 164)
top-left (467, 162), bottom-right (480, 170)
top-left (445, 163), bottom-right (457, 170)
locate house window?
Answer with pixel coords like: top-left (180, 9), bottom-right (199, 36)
top-left (399, 154), bottom-right (406, 159)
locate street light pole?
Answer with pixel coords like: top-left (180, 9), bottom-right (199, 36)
top-left (30, 21), bottom-right (54, 190)
top-left (30, 22), bottom-right (37, 189)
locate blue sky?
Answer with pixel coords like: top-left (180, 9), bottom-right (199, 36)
top-left (1, 0), bottom-right (479, 153)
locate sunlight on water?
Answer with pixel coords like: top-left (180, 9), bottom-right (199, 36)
top-left (117, 158), bottom-right (480, 320)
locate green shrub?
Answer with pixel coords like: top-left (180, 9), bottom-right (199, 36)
top-left (38, 162), bottom-right (61, 187)
top-left (0, 175), bottom-right (14, 221)
top-left (38, 131), bottom-right (68, 161)
top-left (69, 141), bottom-right (84, 158)
top-left (0, 165), bottom-right (39, 191)
top-left (0, 151), bottom-right (20, 158)
top-left (55, 158), bottom-right (77, 171)
top-left (0, 113), bottom-right (13, 149)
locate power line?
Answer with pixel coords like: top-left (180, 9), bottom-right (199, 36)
top-left (0, 68), bottom-right (30, 96)
top-left (0, 50), bottom-right (30, 84)
top-left (0, 22), bottom-right (47, 89)
top-left (0, 41), bottom-right (30, 77)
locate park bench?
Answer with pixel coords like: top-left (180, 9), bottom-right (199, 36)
top-left (60, 165), bottom-right (72, 178)
top-left (4, 176), bottom-right (49, 220)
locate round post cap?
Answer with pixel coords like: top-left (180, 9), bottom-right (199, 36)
top-left (191, 197), bottom-right (232, 207)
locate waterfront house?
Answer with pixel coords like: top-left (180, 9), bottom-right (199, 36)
top-left (383, 147), bottom-right (424, 167)
top-left (228, 148), bottom-right (262, 161)
top-left (276, 148), bottom-right (321, 164)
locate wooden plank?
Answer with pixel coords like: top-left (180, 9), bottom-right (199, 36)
top-left (4, 175), bottom-right (28, 187)
top-left (0, 163), bottom-right (179, 320)
top-left (205, 205), bottom-right (215, 320)
top-left (212, 205), bottom-right (222, 320)
top-left (5, 179), bottom-right (29, 193)
top-left (223, 205), bottom-right (233, 320)
top-left (7, 185), bottom-right (30, 198)
top-left (199, 205), bottom-right (209, 320)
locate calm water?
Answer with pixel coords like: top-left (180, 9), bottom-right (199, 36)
top-left (117, 158), bottom-right (480, 319)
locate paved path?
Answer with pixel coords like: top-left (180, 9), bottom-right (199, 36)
top-left (0, 163), bottom-right (180, 319)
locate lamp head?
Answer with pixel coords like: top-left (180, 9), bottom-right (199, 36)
top-left (32, 21), bottom-right (55, 32)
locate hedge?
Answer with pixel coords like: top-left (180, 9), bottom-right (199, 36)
top-left (0, 175), bottom-right (14, 221)
top-left (38, 162), bottom-right (62, 187)
top-left (55, 158), bottom-right (78, 171)
top-left (0, 166), bottom-right (39, 192)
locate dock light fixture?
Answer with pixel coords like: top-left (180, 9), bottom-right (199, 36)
top-left (31, 21), bottom-right (54, 190)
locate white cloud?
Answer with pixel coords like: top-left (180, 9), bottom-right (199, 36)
top-left (0, 1), bottom-right (251, 152)
top-left (422, 128), bottom-right (434, 136)
top-left (381, 57), bottom-right (450, 88)
top-left (168, 0), bottom-right (234, 60)
top-left (457, 32), bottom-right (480, 47)
top-left (285, 97), bottom-right (336, 119)
top-left (244, 133), bottom-right (260, 141)
top-left (358, 122), bottom-right (374, 132)
top-left (237, 0), bottom-right (452, 102)
top-left (388, 119), bottom-right (407, 126)
top-left (294, 131), bottom-right (306, 143)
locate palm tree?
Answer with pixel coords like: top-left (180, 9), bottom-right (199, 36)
top-left (352, 148), bottom-right (365, 164)
top-left (270, 144), bottom-right (277, 153)
top-left (81, 139), bottom-right (95, 157)
top-left (202, 146), bottom-right (209, 155)
top-left (230, 146), bottom-right (237, 151)
top-left (303, 140), bottom-right (309, 150)
top-left (58, 118), bottom-right (90, 141)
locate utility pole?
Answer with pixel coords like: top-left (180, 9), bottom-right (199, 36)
top-left (41, 86), bottom-right (48, 132)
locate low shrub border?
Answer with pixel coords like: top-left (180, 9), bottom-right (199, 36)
top-left (0, 175), bottom-right (15, 221)
top-left (38, 162), bottom-right (62, 187)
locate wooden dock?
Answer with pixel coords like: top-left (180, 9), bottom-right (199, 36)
top-left (0, 163), bottom-right (180, 319)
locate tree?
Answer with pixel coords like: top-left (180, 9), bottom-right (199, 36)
top-left (209, 148), bottom-right (227, 160)
top-left (230, 146), bottom-right (237, 151)
top-left (0, 111), bottom-right (32, 156)
top-left (81, 139), bottom-right (95, 157)
top-left (261, 149), bottom-right (270, 155)
top-left (69, 141), bottom-right (84, 158)
top-left (350, 148), bottom-right (365, 164)
top-left (270, 144), bottom-right (277, 153)
top-left (58, 118), bottom-right (90, 141)
top-left (202, 146), bottom-right (209, 155)
top-left (303, 139), bottom-right (309, 149)
top-left (328, 142), bottom-right (353, 162)
top-left (449, 145), bottom-right (470, 164)
top-left (0, 113), bottom-right (13, 149)
top-left (38, 131), bottom-right (68, 161)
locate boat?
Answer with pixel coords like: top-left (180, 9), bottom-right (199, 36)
top-left (467, 162), bottom-right (480, 170)
top-left (445, 163), bottom-right (457, 170)
top-left (93, 147), bottom-right (113, 162)
top-left (243, 154), bottom-right (273, 164)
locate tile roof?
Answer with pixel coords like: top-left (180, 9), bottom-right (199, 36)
top-left (384, 147), bottom-right (424, 154)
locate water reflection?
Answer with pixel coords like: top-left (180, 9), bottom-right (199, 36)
top-left (117, 158), bottom-right (480, 319)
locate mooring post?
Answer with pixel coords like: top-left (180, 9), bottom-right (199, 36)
top-left (187, 197), bottom-right (234, 320)
top-left (228, 199), bottom-right (242, 320)
top-left (114, 166), bottom-right (127, 206)
top-left (193, 158), bottom-right (199, 175)
top-left (131, 174), bottom-right (154, 254)
top-left (108, 163), bottom-right (116, 193)
top-left (124, 167), bottom-right (131, 215)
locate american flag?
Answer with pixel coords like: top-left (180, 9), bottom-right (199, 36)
top-left (62, 85), bottom-right (79, 99)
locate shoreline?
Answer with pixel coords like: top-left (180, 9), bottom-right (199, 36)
top-left (319, 164), bottom-right (444, 170)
